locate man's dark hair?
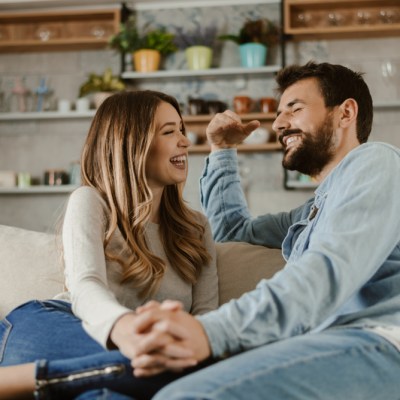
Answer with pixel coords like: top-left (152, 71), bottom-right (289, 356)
top-left (275, 61), bottom-right (373, 144)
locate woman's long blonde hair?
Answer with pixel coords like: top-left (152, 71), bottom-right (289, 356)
top-left (80, 90), bottom-right (211, 298)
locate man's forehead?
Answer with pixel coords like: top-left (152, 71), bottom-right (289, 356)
top-left (279, 78), bottom-right (323, 106)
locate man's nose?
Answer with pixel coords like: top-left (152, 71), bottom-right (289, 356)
top-left (272, 113), bottom-right (290, 134)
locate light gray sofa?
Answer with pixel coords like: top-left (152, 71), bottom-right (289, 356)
top-left (0, 224), bottom-right (284, 319)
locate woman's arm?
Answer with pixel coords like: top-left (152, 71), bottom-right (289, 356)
top-left (62, 186), bottom-right (132, 348)
top-left (190, 216), bottom-right (219, 315)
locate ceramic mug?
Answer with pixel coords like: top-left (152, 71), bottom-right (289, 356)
top-left (260, 97), bottom-right (277, 113)
top-left (233, 96), bottom-right (252, 114)
top-left (206, 100), bottom-right (227, 115)
top-left (188, 98), bottom-right (206, 115)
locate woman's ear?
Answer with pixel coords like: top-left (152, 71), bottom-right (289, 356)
top-left (338, 98), bottom-right (358, 128)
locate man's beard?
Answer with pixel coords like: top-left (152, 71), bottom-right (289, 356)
top-left (280, 115), bottom-right (336, 177)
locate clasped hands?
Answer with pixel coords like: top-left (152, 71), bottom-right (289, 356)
top-left (110, 300), bottom-right (211, 377)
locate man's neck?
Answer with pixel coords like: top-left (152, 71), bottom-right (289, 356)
top-left (314, 140), bottom-right (361, 183)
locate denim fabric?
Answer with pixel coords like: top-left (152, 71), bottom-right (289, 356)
top-left (199, 143), bottom-right (400, 357)
top-left (0, 300), bottom-right (103, 365)
top-left (75, 389), bottom-right (134, 400)
top-left (154, 328), bottom-right (400, 400)
top-left (0, 300), bottom-right (195, 399)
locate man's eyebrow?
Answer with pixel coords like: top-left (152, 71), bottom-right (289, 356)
top-left (276, 99), bottom-right (305, 116)
top-left (286, 99), bottom-right (305, 108)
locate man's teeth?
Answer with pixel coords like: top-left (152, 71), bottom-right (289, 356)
top-left (286, 135), bottom-right (300, 145)
top-left (170, 155), bottom-right (186, 164)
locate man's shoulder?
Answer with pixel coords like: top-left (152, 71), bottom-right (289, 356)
top-left (354, 142), bottom-right (400, 159)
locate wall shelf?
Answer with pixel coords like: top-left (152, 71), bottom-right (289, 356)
top-left (284, 0), bottom-right (400, 40)
top-left (0, 184), bottom-right (79, 194)
top-left (0, 7), bottom-right (120, 52)
top-left (1, 101), bottom-right (398, 122)
top-left (0, 111), bottom-right (96, 121)
top-left (121, 65), bottom-right (282, 81)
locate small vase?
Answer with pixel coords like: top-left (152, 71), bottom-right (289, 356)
top-left (133, 49), bottom-right (161, 72)
top-left (185, 46), bottom-right (213, 70)
top-left (93, 92), bottom-right (113, 108)
top-left (239, 43), bottom-right (267, 68)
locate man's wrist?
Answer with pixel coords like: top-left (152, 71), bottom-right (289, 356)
top-left (210, 143), bottom-right (237, 152)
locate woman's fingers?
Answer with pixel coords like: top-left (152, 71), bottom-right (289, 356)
top-left (132, 353), bottom-right (197, 377)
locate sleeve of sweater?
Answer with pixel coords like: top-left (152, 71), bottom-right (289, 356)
top-left (62, 186), bottom-right (132, 348)
top-left (190, 214), bottom-right (219, 315)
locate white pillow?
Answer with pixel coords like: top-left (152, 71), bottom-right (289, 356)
top-left (0, 225), bottom-right (64, 319)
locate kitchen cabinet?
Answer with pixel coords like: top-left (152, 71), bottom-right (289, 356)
top-left (284, 0), bottom-right (400, 40)
top-left (0, 7), bottom-right (120, 52)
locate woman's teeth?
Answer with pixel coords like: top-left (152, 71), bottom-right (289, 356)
top-left (170, 155), bottom-right (186, 166)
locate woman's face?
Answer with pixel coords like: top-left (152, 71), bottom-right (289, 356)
top-left (146, 101), bottom-right (190, 191)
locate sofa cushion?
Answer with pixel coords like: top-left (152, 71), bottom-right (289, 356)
top-left (0, 225), bottom-right (285, 318)
top-left (216, 242), bottom-right (284, 305)
top-left (0, 225), bottom-right (64, 319)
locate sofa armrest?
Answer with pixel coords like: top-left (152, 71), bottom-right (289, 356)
top-left (216, 242), bottom-right (284, 306)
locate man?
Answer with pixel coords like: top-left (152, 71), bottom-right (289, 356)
top-left (130, 62), bottom-right (400, 399)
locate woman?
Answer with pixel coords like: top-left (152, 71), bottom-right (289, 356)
top-left (0, 90), bottom-right (218, 399)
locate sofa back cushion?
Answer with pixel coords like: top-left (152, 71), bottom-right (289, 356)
top-left (0, 225), bottom-right (285, 318)
top-left (216, 241), bottom-right (284, 305)
top-left (0, 225), bottom-right (64, 319)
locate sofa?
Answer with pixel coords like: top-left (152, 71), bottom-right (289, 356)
top-left (0, 224), bottom-right (284, 319)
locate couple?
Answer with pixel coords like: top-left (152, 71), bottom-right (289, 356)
top-left (1, 61), bottom-right (400, 399)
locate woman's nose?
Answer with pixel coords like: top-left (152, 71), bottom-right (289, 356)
top-left (179, 133), bottom-right (191, 147)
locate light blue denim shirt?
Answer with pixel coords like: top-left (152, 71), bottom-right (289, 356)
top-left (198, 142), bottom-right (400, 358)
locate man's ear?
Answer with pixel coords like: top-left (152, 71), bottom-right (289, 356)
top-left (338, 98), bottom-right (358, 128)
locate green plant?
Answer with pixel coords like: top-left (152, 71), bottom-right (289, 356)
top-left (109, 16), bottom-right (177, 55)
top-left (79, 68), bottom-right (125, 97)
top-left (219, 18), bottom-right (279, 47)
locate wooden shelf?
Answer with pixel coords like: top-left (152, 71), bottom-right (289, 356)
top-left (122, 65), bottom-right (282, 80)
top-left (284, 0), bottom-right (400, 40)
top-left (0, 8), bottom-right (120, 52)
top-left (189, 142), bottom-right (282, 153)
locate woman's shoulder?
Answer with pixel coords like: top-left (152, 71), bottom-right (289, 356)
top-left (190, 209), bottom-right (209, 226)
top-left (66, 186), bottom-right (108, 216)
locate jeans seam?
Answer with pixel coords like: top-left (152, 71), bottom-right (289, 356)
top-left (35, 362), bottom-right (126, 399)
top-left (0, 318), bottom-right (12, 363)
top-left (210, 340), bottom-right (395, 398)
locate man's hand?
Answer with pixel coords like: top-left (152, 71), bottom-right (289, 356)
top-left (206, 110), bottom-right (260, 152)
top-left (131, 303), bottom-right (212, 377)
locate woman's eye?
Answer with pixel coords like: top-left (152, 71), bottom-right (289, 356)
top-left (293, 108), bottom-right (302, 113)
top-left (163, 130), bottom-right (174, 135)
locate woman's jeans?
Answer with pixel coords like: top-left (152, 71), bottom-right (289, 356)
top-left (0, 300), bottom-right (199, 399)
top-left (154, 327), bottom-right (400, 400)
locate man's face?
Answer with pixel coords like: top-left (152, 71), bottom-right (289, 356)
top-left (272, 78), bottom-right (337, 177)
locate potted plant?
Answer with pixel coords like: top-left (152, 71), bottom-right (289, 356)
top-left (109, 16), bottom-right (177, 72)
top-left (219, 18), bottom-right (279, 68)
top-left (173, 24), bottom-right (218, 70)
top-left (79, 68), bottom-right (125, 108)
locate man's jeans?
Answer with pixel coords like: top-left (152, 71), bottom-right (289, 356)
top-left (154, 327), bottom-right (400, 400)
top-left (0, 300), bottom-right (196, 399)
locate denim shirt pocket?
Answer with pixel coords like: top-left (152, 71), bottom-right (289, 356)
top-left (0, 318), bottom-right (12, 363)
top-left (282, 196), bottom-right (326, 262)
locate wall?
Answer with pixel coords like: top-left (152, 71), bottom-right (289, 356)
top-left (0, 3), bottom-right (399, 232)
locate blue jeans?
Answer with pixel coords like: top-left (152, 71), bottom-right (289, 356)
top-left (154, 327), bottom-right (400, 400)
top-left (0, 300), bottom-right (202, 400)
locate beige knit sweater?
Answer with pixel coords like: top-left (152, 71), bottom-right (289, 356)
top-left (55, 186), bottom-right (218, 347)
